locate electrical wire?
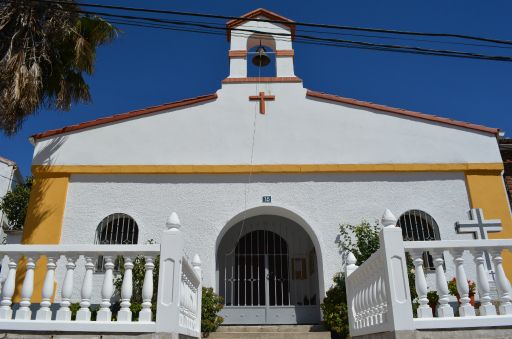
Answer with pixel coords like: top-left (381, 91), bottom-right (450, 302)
top-left (23, 0), bottom-right (512, 46)
top-left (6, 0), bottom-right (512, 61)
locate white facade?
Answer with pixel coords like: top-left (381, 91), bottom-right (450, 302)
top-left (0, 157), bottom-right (23, 242)
top-left (29, 10), bottom-right (503, 324)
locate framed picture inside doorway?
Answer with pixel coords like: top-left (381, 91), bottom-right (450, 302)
top-left (291, 257), bottom-right (307, 280)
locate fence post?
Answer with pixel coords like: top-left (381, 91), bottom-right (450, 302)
top-left (156, 212), bottom-right (184, 335)
top-left (192, 254), bottom-right (202, 334)
top-left (379, 209), bottom-right (414, 332)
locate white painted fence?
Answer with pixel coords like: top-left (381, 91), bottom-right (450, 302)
top-left (0, 212), bottom-right (202, 337)
top-left (346, 209), bottom-right (512, 337)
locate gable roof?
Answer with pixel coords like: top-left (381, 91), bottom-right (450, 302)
top-left (226, 8), bottom-right (296, 41)
top-left (306, 90), bottom-right (499, 135)
top-left (31, 93), bottom-right (218, 141)
top-left (0, 156), bottom-right (16, 167)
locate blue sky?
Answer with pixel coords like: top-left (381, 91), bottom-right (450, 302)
top-left (1, 0), bottom-right (511, 177)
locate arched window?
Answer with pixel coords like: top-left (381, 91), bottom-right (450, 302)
top-left (95, 213), bottom-right (139, 271)
top-left (396, 210), bottom-right (440, 270)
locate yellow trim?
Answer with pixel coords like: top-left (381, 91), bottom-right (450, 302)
top-left (465, 172), bottom-right (512, 279)
top-left (14, 174), bottom-right (69, 303)
top-left (32, 163), bottom-right (504, 175)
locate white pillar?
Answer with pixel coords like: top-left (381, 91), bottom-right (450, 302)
top-left (155, 212), bottom-right (184, 333)
top-left (451, 249), bottom-right (475, 316)
top-left (76, 256), bottom-right (94, 321)
top-left (56, 256), bottom-right (76, 321)
top-left (432, 251), bottom-right (453, 317)
top-left (377, 225), bottom-right (414, 330)
top-left (490, 249), bottom-right (512, 315)
top-left (139, 256), bottom-right (154, 322)
top-left (345, 252), bottom-right (358, 277)
top-left (97, 256), bottom-right (114, 321)
top-left (192, 254), bottom-right (202, 333)
top-left (15, 256), bottom-right (35, 320)
top-left (0, 256), bottom-right (18, 320)
top-left (412, 251), bottom-right (432, 318)
top-left (36, 256), bottom-right (57, 320)
top-left (118, 256), bottom-right (134, 322)
top-left (471, 249), bottom-right (496, 316)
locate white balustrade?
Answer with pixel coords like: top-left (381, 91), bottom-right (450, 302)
top-left (118, 256), bottom-right (134, 322)
top-left (346, 208), bottom-right (512, 338)
top-left (56, 256), bottom-right (76, 321)
top-left (0, 256), bottom-right (18, 320)
top-left (0, 212), bottom-right (202, 338)
top-left (36, 256), bottom-right (57, 320)
top-left (432, 251), bottom-right (453, 317)
top-left (15, 256), bottom-right (35, 320)
top-left (471, 249), bottom-right (496, 316)
top-left (412, 251), bottom-right (432, 318)
top-left (140, 256), bottom-right (155, 322)
top-left (489, 249), bottom-right (512, 315)
top-left (97, 256), bottom-right (115, 321)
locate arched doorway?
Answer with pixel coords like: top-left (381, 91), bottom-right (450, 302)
top-left (217, 215), bottom-right (320, 324)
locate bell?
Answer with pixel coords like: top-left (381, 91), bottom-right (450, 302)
top-left (252, 46), bottom-right (271, 67)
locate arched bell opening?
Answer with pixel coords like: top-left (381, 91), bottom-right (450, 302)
top-left (217, 214), bottom-right (321, 325)
top-left (247, 33), bottom-right (277, 77)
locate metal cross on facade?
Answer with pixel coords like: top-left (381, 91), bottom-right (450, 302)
top-left (455, 208), bottom-right (502, 280)
top-left (249, 91), bottom-right (275, 114)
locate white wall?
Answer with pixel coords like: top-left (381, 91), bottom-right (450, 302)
top-left (33, 81), bottom-right (501, 167)
top-left (57, 171), bottom-right (473, 302)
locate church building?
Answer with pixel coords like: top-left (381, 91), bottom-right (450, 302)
top-left (22, 9), bottom-right (511, 325)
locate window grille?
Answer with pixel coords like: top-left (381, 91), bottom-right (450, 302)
top-left (396, 210), bottom-right (441, 270)
top-left (94, 213), bottom-right (139, 271)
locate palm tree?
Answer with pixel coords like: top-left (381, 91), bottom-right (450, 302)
top-left (0, 0), bottom-right (118, 135)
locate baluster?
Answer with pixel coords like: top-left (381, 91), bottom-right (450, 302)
top-left (0, 256), bottom-right (18, 320)
top-left (97, 256), bottom-right (114, 321)
top-left (76, 256), bottom-right (94, 321)
top-left (36, 256), bottom-right (57, 320)
top-left (451, 249), bottom-right (475, 316)
top-left (412, 251), bottom-right (432, 318)
top-left (379, 275), bottom-right (387, 323)
top-left (15, 256), bottom-right (36, 320)
top-left (432, 251), bottom-right (453, 317)
top-left (471, 249), bottom-right (496, 316)
top-left (118, 256), bottom-right (134, 322)
top-left (56, 256), bottom-right (76, 321)
top-left (139, 256), bottom-right (154, 322)
top-left (490, 249), bottom-right (512, 315)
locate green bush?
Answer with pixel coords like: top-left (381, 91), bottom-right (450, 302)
top-left (320, 273), bottom-right (349, 339)
top-left (338, 219), bottom-right (380, 265)
top-left (201, 287), bottom-right (224, 337)
top-left (0, 177), bottom-right (32, 231)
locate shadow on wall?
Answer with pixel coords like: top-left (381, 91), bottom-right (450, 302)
top-left (13, 136), bottom-right (67, 303)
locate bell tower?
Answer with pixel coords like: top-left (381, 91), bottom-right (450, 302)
top-left (226, 9), bottom-right (296, 79)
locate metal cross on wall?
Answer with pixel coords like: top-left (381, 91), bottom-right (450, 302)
top-left (249, 91), bottom-right (275, 114)
top-left (455, 208), bottom-right (502, 280)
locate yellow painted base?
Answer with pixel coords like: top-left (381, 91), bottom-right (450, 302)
top-left (465, 171), bottom-right (512, 279)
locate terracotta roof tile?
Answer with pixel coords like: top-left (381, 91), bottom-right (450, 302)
top-left (32, 93), bottom-right (218, 140)
top-left (226, 8), bottom-right (295, 41)
top-left (306, 90), bottom-right (499, 135)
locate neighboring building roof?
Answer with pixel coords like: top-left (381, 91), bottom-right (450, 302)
top-left (306, 90), bottom-right (499, 135)
top-left (0, 156), bottom-right (16, 167)
top-left (31, 93), bottom-right (218, 141)
top-left (226, 8), bottom-right (296, 41)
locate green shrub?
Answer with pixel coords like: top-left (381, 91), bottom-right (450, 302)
top-left (0, 177), bottom-right (32, 231)
top-left (201, 287), bottom-right (224, 337)
top-left (338, 219), bottom-right (380, 265)
top-left (320, 273), bottom-right (349, 339)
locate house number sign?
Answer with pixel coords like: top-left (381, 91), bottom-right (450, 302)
top-left (262, 196), bottom-right (272, 203)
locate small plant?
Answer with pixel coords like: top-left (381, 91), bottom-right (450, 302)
top-left (201, 287), bottom-right (224, 337)
top-left (447, 278), bottom-right (476, 301)
top-left (427, 290), bottom-right (439, 310)
top-left (338, 219), bottom-right (381, 265)
top-left (320, 273), bottom-right (349, 339)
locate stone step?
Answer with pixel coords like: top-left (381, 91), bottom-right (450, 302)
top-left (206, 325), bottom-right (332, 339)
